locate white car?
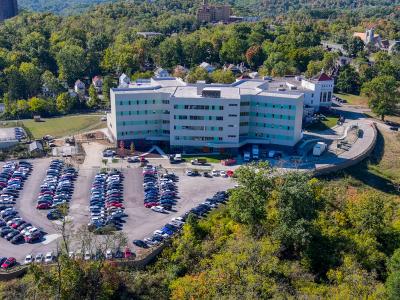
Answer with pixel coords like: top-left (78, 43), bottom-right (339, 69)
top-left (151, 206), bottom-right (166, 213)
top-left (35, 253), bottom-right (44, 263)
top-left (186, 170), bottom-right (193, 176)
top-left (105, 249), bottom-right (113, 259)
top-left (24, 254), bottom-right (33, 264)
top-left (220, 170), bottom-right (227, 177)
top-left (68, 251), bottom-right (75, 259)
top-left (211, 170), bottom-right (220, 176)
top-left (153, 230), bottom-right (169, 238)
top-left (84, 251), bottom-right (91, 261)
top-left (44, 252), bottom-right (53, 263)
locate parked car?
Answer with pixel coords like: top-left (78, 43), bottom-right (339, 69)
top-left (44, 252), bottom-right (54, 263)
top-left (133, 240), bottom-right (149, 248)
top-left (24, 254), bottom-right (33, 264)
top-left (1, 257), bottom-right (16, 269)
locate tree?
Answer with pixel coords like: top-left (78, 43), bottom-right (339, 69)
top-left (305, 60), bottom-right (323, 78)
top-left (56, 92), bottom-right (75, 113)
top-left (210, 69), bottom-right (235, 84)
top-left (101, 43), bottom-right (139, 74)
top-left (344, 37), bottom-right (365, 57)
top-left (270, 174), bottom-right (323, 254)
top-left (56, 44), bottom-right (87, 85)
top-left (42, 70), bottom-right (64, 97)
top-left (336, 65), bottom-right (361, 94)
top-left (87, 84), bottom-right (100, 108)
top-left (228, 162), bottom-right (273, 231)
top-left (220, 37), bottom-right (247, 64)
top-left (245, 45), bottom-right (265, 68)
top-left (362, 75), bottom-right (400, 120)
top-left (4, 66), bottom-right (27, 100)
top-left (387, 249), bottom-right (400, 300)
top-left (186, 67), bottom-right (210, 84)
top-left (102, 76), bottom-right (114, 107)
top-left (19, 62), bottom-right (41, 98)
top-left (28, 97), bottom-right (50, 115)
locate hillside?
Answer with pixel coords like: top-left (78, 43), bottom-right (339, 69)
top-left (18, 0), bottom-right (400, 16)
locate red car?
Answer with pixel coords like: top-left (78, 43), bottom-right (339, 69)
top-left (226, 170), bottom-right (234, 177)
top-left (25, 232), bottom-right (42, 243)
top-left (36, 203), bottom-right (51, 209)
top-left (106, 203), bottom-right (124, 209)
top-left (124, 247), bottom-right (133, 259)
top-left (144, 202), bottom-right (158, 208)
top-left (1, 257), bottom-right (16, 269)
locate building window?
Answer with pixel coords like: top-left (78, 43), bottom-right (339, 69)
top-left (229, 103), bottom-right (238, 107)
top-left (228, 135), bottom-right (236, 138)
top-left (228, 114), bottom-right (237, 117)
top-left (228, 125), bottom-right (234, 127)
top-left (219, 106), bottom-right (224, 110)
top-left (216, 116), bottom-right (223, 121)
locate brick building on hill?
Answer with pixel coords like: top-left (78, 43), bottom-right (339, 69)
top-left (197, 0), bottom-right (232, 23)
top-left (0, 0), bottom-right (18, 22)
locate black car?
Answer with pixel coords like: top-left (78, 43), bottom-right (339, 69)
top-left (10, 234), bottom-right (24, 244)
top-left (133, 239), bottom-right (148, 248)
top-left (5, 230), bottom-right (19, 240)
top-left (0, 227), bottom-right (12, 237)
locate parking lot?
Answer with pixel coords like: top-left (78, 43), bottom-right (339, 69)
top-left (122, 167), bottom-right (235, 242)
top-left (0, 146), bottom-right (236, 263)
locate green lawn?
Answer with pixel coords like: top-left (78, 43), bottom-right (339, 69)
top-left (182, 154), bottom-right (232, 163)
top-left (334, 93), bottom-right (369, 106)
top-left (305, 116), bottom-right (338, 131)
top-left (13, 114), bottom-right (105, 139)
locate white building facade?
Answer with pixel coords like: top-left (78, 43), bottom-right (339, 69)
top-left (108, 74), bottom-right (333, 153)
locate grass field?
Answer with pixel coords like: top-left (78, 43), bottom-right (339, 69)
top-left (334, 93), bottom-right (369, 106)
top-left (305, 116), bottom-right (338, 131)
top-left (5, 114), bottom-right (106, 139)
top-left (182, 154), bottom-right (231, 163)
top-left (368, 129), bottom-right (400, 183)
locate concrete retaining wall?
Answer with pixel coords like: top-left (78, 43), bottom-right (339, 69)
top-left (314, 122), bottom-right (378, 175)
top-left (0, 266), bottom-right (28, 281)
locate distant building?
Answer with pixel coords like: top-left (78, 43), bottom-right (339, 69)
top-left (197, 0), bottom-right (232, 23)
top-left (107, 72), bottom-right (334, 153)
top-left (0, 0), bottom-right (18, 22)
top-left (199, 62), bottom-right (215, 73)
top-left (173, 65), bottom-right (189, 77)
top-left (119, 74), bottom-right (131, 88)
top-left (154, 68), bottom-right (170, 78)
top-left (137, 32), bottom-right (163, 38)
top-left (74, 80), bottom-right (85, 95)
top-left (29, 140), bottom-right (45, 157)
top-left (92, 76), bottom-right (103, 93)
top-left (353, 28), bottom-right (382, 48)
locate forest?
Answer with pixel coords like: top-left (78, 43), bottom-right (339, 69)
top-left (18, 0), bottom-right (400, 16)
top-left (1, 1), bottom-right (399, 120)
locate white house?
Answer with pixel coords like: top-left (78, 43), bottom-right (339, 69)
top-left (74, 80), bottom-right (85, 95)
top-left (154, 68), bottom-right (170, 78)
top-left (119, 73), bottom-right (131, 88)
top-left (199, 62), bottom-right (215, 73)
top-left (92, 76), bottom-right (103, 92)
